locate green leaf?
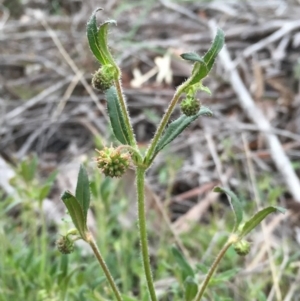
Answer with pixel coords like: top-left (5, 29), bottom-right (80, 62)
top-left (188, 28), bottom-right (224, 85)
top-left (86, 8), bottom-right (117, 66)
top-left (239, 206), bottom-right (286, 239)
top-left (58, 254), bottom-right (69, 283)
top-left (199, 83), bottom-right (212, 95)
top-left (153, 106), bottom-right (213, 158)
top-left (203, 28), bottom-right (224, 73)
top-left (20, 155), bottom-right (38, 182)
top-left (171, 246), bottom-right (194, 281)
top-left (213, 186), bottom-right (243, 233)
top-left (61, 191), bottom-right (88, 239)
top-left (105, 86), bottom-right (131, 145)
top-left (75, 165), bottom-right (90, 223)
top-left (38, 184), bottom-right (52, 203)
top-left (181, 52), bottom-right (206, 64)
top-left (97, 20), bottom-right (117, 65)
top-left (184, 276), bottom-right (198, 301)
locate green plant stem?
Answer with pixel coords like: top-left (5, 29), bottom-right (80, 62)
top-left (114, 77), bottom-right (137, 148)
top-left (87, 233), bottom-right (123, 301)
top-left (144, 79), bottom-right (192, 165)
top-left (136, 167), bottom-right (158, 301)
top-left (195, 240), bottom-right (233, 301)
top-left (39, 204), bottom-right (47, 277)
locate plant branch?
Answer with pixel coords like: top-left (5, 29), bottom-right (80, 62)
top-left (195, 239), bottom-right (233, 301)
top-left (144, 80), bottom-right (191, 166)
top-left (87, 233), bottom-right (123, 301)
top-left (114, 77), bottom-right (137, 148)
top-left (136, 167), bottom-right (158, 301)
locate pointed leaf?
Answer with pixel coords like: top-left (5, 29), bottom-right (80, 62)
top-left (203, 28), bottom-right (224, 73)
top-left (75, 165), bottom-right (90, 222)
top-left (87, 8), bottom-right (117, 66)
top-left (239, 206), bottom-right (285, 238)
top-left (61, 191), bottom-right (87, 239)
top-left (171, 246), bottom-right (194, 280)
top-left (199, 84), bottom-right (212, 95)
top-left (188, 28), bottom-right (224, 85)
top-left (87, 8), bottom-right (106, 65)
top-left (153, 106), bottom-right (212, 157)
top-left (105, 86), bottom-right (131, 145)
top-left (38, 183), bottom-right (52, 202)
top-left (184, 276), bottom-right (198, 301)
top-left (213, 186), bottom-right (243, 232)
top-left (97, 20), bottom-right (117, 65)
top-left (20, 155), bottom-right (38, 182)
top-left (181, 52), bottom-right (206, 64)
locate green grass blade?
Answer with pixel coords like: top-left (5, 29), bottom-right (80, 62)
top-left (171, 246), bottom-right (194, 280)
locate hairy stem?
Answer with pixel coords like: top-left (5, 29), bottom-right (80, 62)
top-left (87, 233), bottom-right (123, 301)
top-left (114, 77), bottom-right (137, 148)
top-left (136, 167), bottom-right (158, 301)
top-left (195, 240), bottom-right (233, 301)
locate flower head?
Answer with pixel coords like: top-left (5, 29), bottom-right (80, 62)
top-left (180, 96), bottom-right (201, 116)
top-left (92, 65), bottom-right (115, 92)
top-left (96, 147), bottom-right (130, 178)
top-left (56, 235), bottom-right (75, 254)
top-left (233, 240), bottom-right (251, 256)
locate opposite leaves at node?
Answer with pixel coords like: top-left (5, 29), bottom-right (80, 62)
top-left (96, 147), bottom-right (130, 178)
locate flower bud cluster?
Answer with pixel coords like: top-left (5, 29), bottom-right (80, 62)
top-left (56, 235), bottom-right (75, 254)
top-left (96, 147), bottom-right (130, 178)
top-left (180, 96), bottom-right (201, 116)
top-left (233, 240), bottom-right (251, 256)
top-left (92, 65), bottom-right (115, 92)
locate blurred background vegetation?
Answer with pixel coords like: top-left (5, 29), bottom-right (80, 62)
top-left (1, 0), bottom-right (300, 300)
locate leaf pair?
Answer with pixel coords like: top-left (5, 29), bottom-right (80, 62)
top-left (87, 8), bottom-right (117, 67)
top-left (213, 186), bottom-right (286, 240)
top-left (61, 165), bottom-right (90, 240)
top-left (181, 28), bottom-right (224, 86)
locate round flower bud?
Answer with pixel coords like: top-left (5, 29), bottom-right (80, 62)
top-left (56, 235), bottom-right (75, 254)
top-left (92, 65), bottom-right (115, 92)
top-left (233, 240), bottom-right (251, 256)
top-left (96, 147), bottom-right (130, 178)
top-left (180, 97), bottom-right (201, 116)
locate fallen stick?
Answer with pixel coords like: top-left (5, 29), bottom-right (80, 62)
top-left (209, 21), bottom-right (300, 203)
